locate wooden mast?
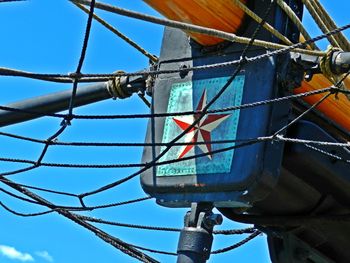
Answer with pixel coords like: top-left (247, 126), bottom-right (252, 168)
top-left (144, 0), bottom-right (350, 133)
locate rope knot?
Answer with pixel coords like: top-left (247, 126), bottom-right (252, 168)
top-left (319, 46), bottom-right (349, 100)
top-left (61, 115), bottom-right (73, 126)
top-left (107, 71), bottom-right (130, 99)
top-left (239, 56), bottom-right (248, 66)
top-left (68, 72), bottom-right (82, 80)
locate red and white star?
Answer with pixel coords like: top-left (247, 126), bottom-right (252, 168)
top-left (173, 89), bottom-right (231, 160)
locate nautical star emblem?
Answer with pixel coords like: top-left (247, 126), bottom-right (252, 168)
top-left (172, 89), bottom-right (231, 160)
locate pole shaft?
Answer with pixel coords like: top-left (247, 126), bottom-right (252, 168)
top-left (0, 82), bottom-right (110, 127)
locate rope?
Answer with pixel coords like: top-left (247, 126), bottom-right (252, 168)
top-left (107, 71), bottom-right (130, 99)
top-left (276, 135), bottom-right (350, 148)
top-left (273, 92), bottom-right (332, 136)
top-left (302, 0), bottom-right (340, 49)
top-left (0, 184), bottom-right (152, 211)
top-left (223, 211), bottom-right (350, 226)
top-left (0, 201), bottom-right (55, 217)
top-left (232, 0), bottom-right (293, 45)
top-left (77, 0), bottom-right (279, 200)
top-left (71, 0), bottom-right (325, 57)
top-left (113, 231), bottom-right (263, 257)
top-left (72, 2), bottom-right (158, 63)
top-left (3, 123), bottom-right (348, 172)
top-left (1, 21), bottom-right (349, 84)
top-left (307, 0), bottom-right (350, 51)
top-left (0, 166), bottom-right (37, 177)
top-left (276, 0), bottom-right (318, 50)
top-left (0, 178), bottom-right (79, 197)
top-left (0, 0), bottom-right (26, 3)
top-left (2, 1), bottom-right (350, 261)
top-left (76, 25), bottom-right (350, 201)
top-left (0, 129), bottom-right (262, 147)
top-left (79, 215), bottom-right (257, 235)
top-left (319, 46), bottom-right (344, 89)
top-left (273, 70), bottom-right (350, 148)
top-left (211, 231), bottom-right (262, 254)
top-left (319, 48), bottom-right (350, 100)
top-left (0, 86), bottom-right (345, 182)
top-left (0, 137), bottom-right (268, 170)
top-left (0, 181), bottom-right (257, 236)
top-left (0, 84), bottom-right (338, 122)
top-left (1, 86), bottom-right (339, 180)
top-left (1, 1), bottom-right (160, 261)
top-left (305, 144), bottom-right (350, 164)
top-left (0, 178), bottom-right (159, 263)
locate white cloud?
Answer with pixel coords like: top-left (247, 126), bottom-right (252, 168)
top-left (0, 245), bottom-right (34, 262)
top-left (35, 251), bottom-right (53, 262)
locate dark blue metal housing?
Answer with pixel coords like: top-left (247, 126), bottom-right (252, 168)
top-left (141, 1), bottom-right (302, 207)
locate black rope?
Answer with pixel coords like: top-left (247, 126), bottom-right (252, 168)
top-left (113, 230), bottom-right (263, 257)
top-left (0, 183), bottom-right (152, 211)
top-left (223, 212), bottom-right (350, 226)
top-left (78, 214), bottom-right (257, 235)
top-left (0, 0), bottom-right (26, 3)
top-left (273, 70), bottom-right (350, 137)
top-left (72, 2), bottom-right (158, 63)
top-left (0, 165), bottom-right (36, 177)
top-left (129, 244), bottom-right (177, 256)
top-left (0, 201), bottom-right (55, 217)
top-left (211, 231), bottom-right (262, 254)
top-left (0, 0), bottom-right (99, 184)
top-left (0, 86), bottom-right (339, 121)
top-left (1, 1), bottom-right (350, 262)
top-left (77, 0), bottom-right (283, 200)
top-left (0, 136), bottom-right (268, 170)
top-left (79, 215), bottom-right (182, 232)
top-left (0, 184), bottom-right (158, 262)
top-left (0, 23), bottom-right (349, 82)
top-left (65, 0), bottom-right (96, 123)
top-left (0, 192), bottom-right (257, 236)
top-left (79, 0), bottom-right (282, 203)
top-left (274, 92), bottom-right (332, 136)
top-left (0, 178), bottom-right (79, 197)
top-left (76, 136), bottom-right (266, 200)
top-left (0, 1), bottom-right (159, 261)
top-left (305, 144), bottom-right (350, 164)
top-left (0, 187), bottom-right (42, 205)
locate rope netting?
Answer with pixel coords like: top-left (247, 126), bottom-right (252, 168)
top-left (0, 0), bottom-right (349, 262)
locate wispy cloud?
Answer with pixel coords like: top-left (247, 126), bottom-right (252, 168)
top-left (0, 245), bottom-right (34, 262)
top-left (35, 251), bottom-right (53, 262)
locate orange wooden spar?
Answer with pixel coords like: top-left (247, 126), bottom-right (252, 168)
top-left (144, 0), bottom-right (350, 133)
top-left (297, 77), bottom-right (350, 132)
top-left (143, 0), bottom-right (247, 46)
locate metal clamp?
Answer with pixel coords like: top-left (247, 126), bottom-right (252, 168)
top-left (177, 203), bottom-right (223, 263)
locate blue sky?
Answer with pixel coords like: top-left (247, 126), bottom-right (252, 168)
top-left (0, 1), bottom-right (348, 263)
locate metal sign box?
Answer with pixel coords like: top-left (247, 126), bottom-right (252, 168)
top-left (141, 0), bottom-right (303, 207)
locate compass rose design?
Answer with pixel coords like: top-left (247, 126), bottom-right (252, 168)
top-left (173, 89), bottom-right (231, 160)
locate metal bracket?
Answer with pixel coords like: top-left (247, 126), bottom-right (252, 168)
top-left (287, 50), bottom-right (350, 83)
top-left (177, 203), bottom-right (223, 263)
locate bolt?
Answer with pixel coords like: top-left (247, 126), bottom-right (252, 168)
top-left (204, 213), bottom-right (223, 228)
top-left (179, 64), bottom-right (189, 78)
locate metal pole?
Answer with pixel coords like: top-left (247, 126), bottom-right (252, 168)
top-left (177, 203), bottom-right (223, 263)
top-left (0, 75), bottom-right (146, 127)
top-left (0, 82), bottom-right (110, 127)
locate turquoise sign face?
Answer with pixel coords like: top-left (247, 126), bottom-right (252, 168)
top-left (157, 76), bottom-right (245, 177)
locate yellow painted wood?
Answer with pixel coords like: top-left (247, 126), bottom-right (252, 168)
top-left (296, 76), bottom-right (350, 132)
top-left (297, 35), bottom-right (350, 132)
top-left (143, 0), bottom-right (247, 46)
top-left (145, 0), bottom-right (350, 132)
